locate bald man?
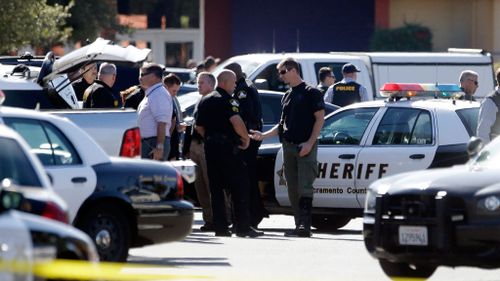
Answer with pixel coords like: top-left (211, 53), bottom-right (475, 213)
top-left (195, 70), bottom-right (263, 238)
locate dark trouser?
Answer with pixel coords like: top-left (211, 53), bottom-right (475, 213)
top-left (282, 140), bottom-right (318, 223)
top-left (205, 140), bottom-right (250, 233)
top-left (141, 136), bottom-right (171, 161)
top-left (241, 139), bottom-right (266, 226)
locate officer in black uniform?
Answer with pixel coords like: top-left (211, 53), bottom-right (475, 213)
top-left (224, 62), bottom-right (267, 228)
top-left (324, 63), bottom-right (369, 107)
top-left (195, 70), bottom-right (263, 238)
top-left (83, 63), bottom-right (119, 108)
top-left (72, 63), bottom-right (97, 101)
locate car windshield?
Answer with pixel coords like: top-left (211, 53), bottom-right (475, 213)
top-left (471, 139), bottom-right (500, 168)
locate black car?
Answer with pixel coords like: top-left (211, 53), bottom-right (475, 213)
top-left (363, 137), bottom-right (500, 278)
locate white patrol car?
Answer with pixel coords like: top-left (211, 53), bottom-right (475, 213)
top-left (271, 83), bottom-right (479, 230)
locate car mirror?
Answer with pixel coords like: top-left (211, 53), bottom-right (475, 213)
top-left (254, 79), bottom-right (269, 90)
top-left (467, 136), bottom-right (484, 158)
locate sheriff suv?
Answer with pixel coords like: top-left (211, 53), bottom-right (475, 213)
top-left (266, 84), bottom-right (479, 231)
top-left (363, 135), bottom-right (500, 279)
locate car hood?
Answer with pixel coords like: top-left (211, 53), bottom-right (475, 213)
top-left (373, 165), bottom-right (500, 197)
top-left (50, 38), bottom-right (151, 76)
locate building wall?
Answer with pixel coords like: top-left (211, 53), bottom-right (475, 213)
top-left (226, 0), bottom-right (375, 57)
top-left (388, 0), bottom-right (495, 52)
top-left (204, 0), bottom-right (232, 60)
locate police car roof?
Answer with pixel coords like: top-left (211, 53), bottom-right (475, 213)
top-left (0, 64), bottom-right (42, 91)
top-left (340, 98), bottom-right (479, 112)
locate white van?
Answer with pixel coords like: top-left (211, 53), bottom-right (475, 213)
top-left (214, 49), bottom-right (495, 99)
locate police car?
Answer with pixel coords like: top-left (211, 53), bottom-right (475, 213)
top-left (363, 135), bottom-right (500, 278)
top-left (0, 124), bottom-right (98, 280)
top-left (270, 83), bottom-right (479, 230)
top-left (0, 94), bottom-right (194, 262)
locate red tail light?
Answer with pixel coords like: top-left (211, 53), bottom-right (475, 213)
top-left (120, 127), bottom-right (141, 157)
top-left (42, 201), bottom-right (69, 224)
top-left (176, 170), bottom-right (184, 199)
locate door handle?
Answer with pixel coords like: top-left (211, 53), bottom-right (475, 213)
top-left (409, 154), bottom-right (425, 159)
top-left (71, 177), bottom-right (87, 183)
top-left (338, 154), bottom-right (355, 159)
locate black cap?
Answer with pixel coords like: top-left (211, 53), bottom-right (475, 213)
top-left (342, 63), bottom-right (360, 73)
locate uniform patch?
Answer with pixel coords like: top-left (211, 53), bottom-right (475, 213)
top-left (230, 99), bottom-right (240, 106)
top-left (232, 106), bottom-right (239, 113)
top-left (237, 91), bottom-right (247, 99)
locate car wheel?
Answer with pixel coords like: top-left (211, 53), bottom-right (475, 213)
top-left (311, 215), bottom-right (351, 231)
top-left (379, 259), bottom-right (437, 278)
top-left (79, 206), bottom-right (131, 262)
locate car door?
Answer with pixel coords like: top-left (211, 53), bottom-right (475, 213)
top-left (274, 107), bottom-right (380, 208)
top-left (354, 107), bottom-right (437, 207)
top-left (3, 117), bottom-right (96, 221)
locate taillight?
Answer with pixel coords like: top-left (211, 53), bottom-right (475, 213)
top-left (120, 127), bottom-right (141, 157)
top-left (176, 170), bottom-right (184, 199)
top-left (42, 201), bottom-right (69, 224)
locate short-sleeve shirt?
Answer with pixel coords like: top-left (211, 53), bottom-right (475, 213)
top-left (281, 82), bottom-right (325, 143)
top-left (196, 87), bottom-right (240, 139)
top-left (137, 83), bottom-right (173, 138)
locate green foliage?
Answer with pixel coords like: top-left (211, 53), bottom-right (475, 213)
top-left (370, 23), bottom-right (433, 52)
top-left (0, 0), bottom-right (72, 54)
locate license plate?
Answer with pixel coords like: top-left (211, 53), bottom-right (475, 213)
top-left (398, 225), bottom-right (428, 246)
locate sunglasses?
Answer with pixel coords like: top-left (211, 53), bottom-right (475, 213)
top-left (140, 72), bottom-right (152, 77)
top-left (278, 69), bottom-right (290, 75)
top-left (468, 79), bottom-right (478, 86)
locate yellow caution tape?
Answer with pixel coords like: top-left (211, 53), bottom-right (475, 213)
top-left (1, 259), bottom-right (210, 281)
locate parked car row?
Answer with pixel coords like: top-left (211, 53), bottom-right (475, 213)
top-left (0, 92), bottom-right (194, 263)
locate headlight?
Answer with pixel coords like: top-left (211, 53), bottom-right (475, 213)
top-left (484, 195), bottom-right (500, 211)
top-left (364, 189), bottom-right (377, 213)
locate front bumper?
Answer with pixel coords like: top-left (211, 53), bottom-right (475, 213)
top-left (364, 195), bottom-right (500, 268)
top-left (133, 200), bottom-right (194, 246)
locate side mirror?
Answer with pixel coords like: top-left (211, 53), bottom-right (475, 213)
top-left (254, 79), bottom-right (269, 90)
top-left (467, 136), bottom-right (484, 158)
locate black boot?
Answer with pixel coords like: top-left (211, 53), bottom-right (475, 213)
top-left (284, 215), bottom-right (300, 237)
top-left (297, 197), bottom-right (312, 237)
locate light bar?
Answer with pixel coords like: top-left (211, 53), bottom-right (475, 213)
top-left (380, 83), bottom-right (464, 99)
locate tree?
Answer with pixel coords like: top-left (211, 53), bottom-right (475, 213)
top-left (49, 0), bottom-right (130, 44)
top-left (0, 0), bottom-right (72, 54)
top-left (370, 23), bottom-right (433, 52)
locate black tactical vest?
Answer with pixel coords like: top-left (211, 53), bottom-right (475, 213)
top-left (331, 81), bottom-right (361, 107)
top-left (487, 91), bottom-right (500, 140)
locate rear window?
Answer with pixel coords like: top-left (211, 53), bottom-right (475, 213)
top-left (456, 107), bottom-right (479, 137)
top-left (0, 137), bottom-right (42, 187)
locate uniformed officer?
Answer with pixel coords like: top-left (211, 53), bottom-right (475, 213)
top-left (316, 67), bottom-right (335, 94)
top-left (224, 62), bottom-right (267, 228)
top-left (72, 62), bottom-right (97, 101)
top-left (324, 63), bottom-right (369, 107)
top-left (252, 57), bottom-right (325, 238)
top-left (83, 63), bottom-right (119, 108)
top-left (477, 68), bottom-right (499, 143)
top-left (195, 70), bottom-right (264, 238)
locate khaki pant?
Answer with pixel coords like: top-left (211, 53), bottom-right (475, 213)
top-left (189, 140), bottom-right (213, 224)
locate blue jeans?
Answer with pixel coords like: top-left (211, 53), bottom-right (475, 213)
top-left (141, 136), bottom-right (171, 161)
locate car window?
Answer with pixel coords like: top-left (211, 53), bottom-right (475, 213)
top-left (456, 108), bottom-right (479, 137)
top-left (314, 62), bottom-right (347, 84)
top-left (261, 95), bottom-right (282, 125)
top-left (0, 137), bottom-right (42, 187)
top-left (255, 63), bottom-right (303, 92)
top-left (373, 108), bottom-right (433, 145)
top-left (3, 118), bottom-right (82, 166)
top-left (319, 108), bottom-right (378, 145)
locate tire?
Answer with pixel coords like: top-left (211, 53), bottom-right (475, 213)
top-left (311, 215), bottom-right (351, 231)
top-left (379, 259), bottom-right (437, 279)
top-left (79, 206), bottom-right (131, 262)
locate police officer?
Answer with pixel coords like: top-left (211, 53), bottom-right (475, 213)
top-left (316, 67), bottom-right (335, 94)
top-left (72, 63), bottom-right (97, 101)
top-left (477, 68), bottom-right (500, 143)
top-left (83, 63), bottom-right (119, 108)
top-left (252, 57), bottom-right (325, 238)
top-left (458, 70), bottom-right (479, 101)
top-left (324, 63), bottom-right (369, 107)
top-left (224, 62), bottom-right (266, 228)
top-left (195, 70), bottom-right (264, 238)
